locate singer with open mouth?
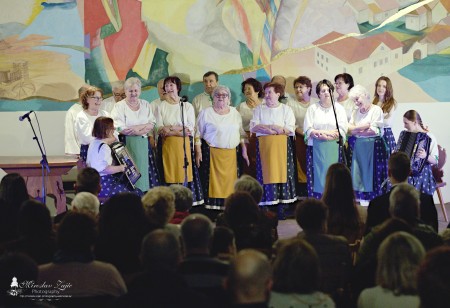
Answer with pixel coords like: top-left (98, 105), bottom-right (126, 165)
top-left (304, 79), bottom-right (348, 199)
top-left (154, 76), bottom-right (204, 206)
top-left (111, 77), bottom-right (160, 192)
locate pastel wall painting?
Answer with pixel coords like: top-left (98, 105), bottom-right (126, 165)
top-left (0, 0), bottom-right (449, 111)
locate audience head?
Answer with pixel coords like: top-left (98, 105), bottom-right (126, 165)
top-left (180, 214), bottom-right (214, 253)
top-left (0, 173), bottom-right (29, 207)
top-left (169, 184), bottom-right (193, 213)
top-left (92, 116), bottom-right (115, 139)
top-left (226, 249), bottom-right (272, 304)
top-left (241, 78), bottom-right (264, 98)
top-left (140, 229), bottom-right (181, 272)
top-left (75, 167), bottom-right (101, 195)
top-left (272, 238), bottom-right (319, 294)
top-left (388, 152), bottom-right (411, 183)
top-left (71, 192), bottom-right (100, 217)
top-left (295, 198), bottom-right (328, 233)
top-left (234, 175), bottom-right (263, 204)
top-left (389, 183), bottom-right (420, 225)
top-left (142, 186), bottom-right (176, 228)
top-left (322, 163), bottom-right (357, 212)
top-left (80, 86), bottom-right (103, 110)
top-left (203, 71), bottom-right (219, 94)
top-left (418, 246), bottom-right (450, 308)
top-left (211, 226), bottom-right (236, 260)
top-left (0, 253), bottom-right (38, 300)
top-left (224, 191), bottom-right (260, 229)
top-left (57, 212), bottom-right (97, 254)
top-left (440, 228), bottom-right (450, 246)
top-left (17, 199), bottom-right (52, 237)
top-left (376, 231), bottom-right (425, 295)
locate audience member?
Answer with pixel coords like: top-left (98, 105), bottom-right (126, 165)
top-left (74, 167), bottom-right (101, 196)
top-left (226, 249), bottom-right (272, 307)
top-left (169, 184), bottom-right (193, 224)
top-left (39, 212), bottom-right (127, 297)
top-left (295, 198), bottom-right (353, 306)
top-left (70, 191), bottom-right (100, 217)
top-left (269, 238), bottom-right (335, 308)
top-left (417, 246), bottom-right (450, 308)
top-left (116, 229), bottom-right (211, 307)
top-left (322, 163), bottom-right (364, 243)
top-left (0, 200), bottom-right (56, 265)
top-left (0, 173), bottom-right (30, 243)
top-left (95, 193), bottom-right (150, 281)
top-left (357, 231), bottom-right (425, 307)
top-left (366, 151), bottom-right (438, 233)
top-left (179, 214), bottom-right (229, 305)
top-left (211, 226), bottom-right (237, 263)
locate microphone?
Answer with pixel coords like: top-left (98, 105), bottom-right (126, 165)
top-left (180, 96), bottom-right (188, 103)
top-left (19, 110), bottom-right (34, 121)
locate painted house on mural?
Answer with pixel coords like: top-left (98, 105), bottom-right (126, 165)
top-left (368, 0), bottom-right (399, 26)
top-left (313, 31), bottom-right (427, 83)
top-left (346, 0), bottom-right (370, 24)
top-left (396, 0), bottom-right (419, 9)
top-left (420, 25), bottom-right (450, 54)
top-left (425, 0), bottom-right (450, 25)
top-left (405, 6), bottom-right (428, 31)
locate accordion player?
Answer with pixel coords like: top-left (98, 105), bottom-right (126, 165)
top-left (395, 131), bottom-right (431, 176)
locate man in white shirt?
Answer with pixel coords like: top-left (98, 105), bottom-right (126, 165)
top-left (64, 86), bottom-right (87, 156)
top-left (271, 75), bottom-right (295, 104)
top-left (192, 71), bottom-right (218, 117)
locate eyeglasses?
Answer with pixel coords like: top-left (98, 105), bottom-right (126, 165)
top-left (214, 93), bottom-right (229, 98)
top-left (89, 96), bottom-right (103, 101)
top-left (113, 92), bottom-right (126, 98)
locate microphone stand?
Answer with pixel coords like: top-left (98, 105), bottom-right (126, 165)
top-left (180, 99), bottom-right (189, 187)
top-left (329, 90), bottom-right (348, 167)
top-left (24, 113), bottom-right (50, 204)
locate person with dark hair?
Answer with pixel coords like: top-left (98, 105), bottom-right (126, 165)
top-left (39, 212), bottom-right (127, 297)
top-left (237, 77), bottom-right (264, 178)
top-left (195, 85), bottom-right (249, 210)
top-left (192, 71), bottom-right (219, 117)
top-left (366, 152), bottom-right (438, 234)
top-left (179, 214), bottom-right (229, 304)
top-left (210, 226), bottom-right (236, 263)
top-left (154, 76), bottom-right (204, 206)
top-left (287, 76), bottom-right (314, 197)
top-left (295, 198), bottom-right (353, 305)
top-left (347, 84), bottom-right (387, 203)
top-left (398, 110), bottom-right (438, 198)
top-left (75, 85), bottom-right (111, 164)
top-left (111, 76), bottom-right (160, 192)
top-left (358, 232), bottom-right (424, 307)
top-left (0, 252), bottom-right (39, 307)
top-left (0, 199), bottom-right (56, 265)
top-left (86, 116), bottom-right (142, 199)
top-left (372, 76), bottom-right (397, 153)
top-left (0, 173), bottom-right (29, 243)
top-left (116, 229), bottom-right (211, 307)
top-left (269, 238), bottom-right (335, 307)
top-left (304, 79), bottom-right (348, 199)
top-left (95, 192), bottom-right (150, 280)
top-left (226, 249), bottom-right (272, 307)
top-left (322, 163), bottom-right (364, 243)
top-left (417, 246), bottom-right (450, 308)
top-left (334, 73), bottom-right (355, 121)
top-left (169, 184), bottom-right (193, 224)
top-left (250, 82), bottom-right (297, 213)
top-left (74, 166), bottom-right (101, 195)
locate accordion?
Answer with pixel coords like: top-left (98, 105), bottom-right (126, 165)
top-left (110, 142), bottom-right (141, 188)
top-left (396, 131), bottom-right (431, 175)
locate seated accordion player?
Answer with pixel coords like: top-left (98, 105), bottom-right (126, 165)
top-left (395, 131), bottom-right (431, 175)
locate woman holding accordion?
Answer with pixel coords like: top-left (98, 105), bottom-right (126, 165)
top-left (86, 117), bottom-right (143, 199)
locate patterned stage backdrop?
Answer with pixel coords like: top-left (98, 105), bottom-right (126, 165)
top-left (0, 0), bottom-right (449, 111)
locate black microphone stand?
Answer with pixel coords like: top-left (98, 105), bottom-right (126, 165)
top-left (180, 99), bottom-right (189, 187)
top-left (23, 112), bottom-right (50, 204)
top-left (329, 90), bottom-right (348, 167)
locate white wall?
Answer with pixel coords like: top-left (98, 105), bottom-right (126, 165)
top-left (1, 104), bottom-right (449, 203)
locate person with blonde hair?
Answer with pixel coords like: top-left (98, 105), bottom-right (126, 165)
top-left (71, 192), bottom-right (100, 217)
top-left (142, 186), bottom-right (176, 231)
top-left (358, 231), bottom-right (425, 307)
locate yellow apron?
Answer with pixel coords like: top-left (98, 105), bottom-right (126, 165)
top-left (209, 147), bottom-right (237, 198)
top-left (258, 135), bottom-right (287, 184)
top-left (162, 136), bottom-right (193, 183)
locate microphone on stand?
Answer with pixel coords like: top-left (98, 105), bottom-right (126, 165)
top-left (179, 95), bottom-right (189, 187)
top-left (180, 95), bottom-right (188, 105)
top-left (19, 110), bottom-right (34, 121)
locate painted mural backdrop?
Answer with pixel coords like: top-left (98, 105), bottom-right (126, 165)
top-left (0, 0), bottom-right (449, 111)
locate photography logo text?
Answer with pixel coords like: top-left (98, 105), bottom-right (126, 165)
top-left (7, 277), bottom-right (72, 300)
